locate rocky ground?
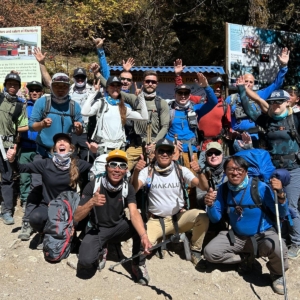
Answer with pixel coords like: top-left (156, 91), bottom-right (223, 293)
top-left (0, 202), bottom-right (299, 300)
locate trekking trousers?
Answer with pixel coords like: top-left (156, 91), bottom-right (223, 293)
top-left (147, 209), bottom-right (209, 252)
top-left (204, 229), bottom-right (289, 276)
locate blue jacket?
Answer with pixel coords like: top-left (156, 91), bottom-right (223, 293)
top-left (207, 178), bottom-right (287, 236)
top-left (29, 96), bottom-right (82, 156)
top-left (97, 48), bottom-right (110, 80)
top-left (20, 99), bottom-right (38, 149)
top-left (166, 86), bottom-right (218, 152)
top-left (225, 66), bottom-right (288, 137)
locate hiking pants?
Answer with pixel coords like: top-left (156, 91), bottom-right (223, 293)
top-left (71, 132), bottom-right (90, 161)
top-left (78, 218), bottom-right (145, 269)
top-left (19, 149), bottom-right (36, 204)
top-left (0, 149), bottom-right (15, 214)
top-left (28, 202), bottom-right (48, 233)
top-left (285, 168), bottom-right (300, 246)
top-left (126, 146), bottom-right (143, 172)
top-left (147, 209), bottom-right (209, 252)
top-left (204, 229), bottom-right (289, 276)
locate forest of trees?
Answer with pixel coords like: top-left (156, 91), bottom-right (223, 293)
top-left (1, 0), bottom-right (299, 68)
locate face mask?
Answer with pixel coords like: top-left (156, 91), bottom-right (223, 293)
top-left (74, 78), bottom-right (87, 88)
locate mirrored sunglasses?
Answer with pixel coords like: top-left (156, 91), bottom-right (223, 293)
top-left (107, 161), bottom-right (128, 170)
top-left (268, 99), bottom-right (285, 105)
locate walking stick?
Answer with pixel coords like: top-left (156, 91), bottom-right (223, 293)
top-left (174, 134), bottom-right (183, 165)
top-left (145, 120), bottom-right (152, 165)
top-left (274, 190), bottom-right (288, 300)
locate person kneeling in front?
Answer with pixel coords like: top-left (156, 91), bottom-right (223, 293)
top-left (74, 150), bottom-right (152, 284)
top-left (132, 138), bottom-right (209, 266)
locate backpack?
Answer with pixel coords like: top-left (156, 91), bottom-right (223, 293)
top-left (43, 191), bottom-right (80, 262)
top-left (43, 95), bottom-right (75, 123)
top-left (0, 93), bottom-right (24, 136)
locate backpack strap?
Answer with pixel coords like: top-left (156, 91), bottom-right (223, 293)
top-left (0, 93), bottom-right (4, 106)
top-left (91, 97), bottom-right (108, 141)
top-left (43, 95), bottom-right (52, 119)
top-left (155, 96), bottom-right (162, 128)
top-left (286, 113), bottom-right (300, 145)
top-left (12, 102), bottom-right (23, 124)
top-left (69, 100), bottom-right (75, 124)
top-left (173, 161), bottom-right (190, 209)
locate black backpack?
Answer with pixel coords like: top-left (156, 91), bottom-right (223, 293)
top-left (43, 95), bottom-right (75, 123)
top-left (43, 191), bottom-right (80, 262)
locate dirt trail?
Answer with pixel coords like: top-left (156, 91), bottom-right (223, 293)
top-left (0, 203), bottom-right (299, 300)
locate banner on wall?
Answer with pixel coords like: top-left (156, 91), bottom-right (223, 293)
top-left (226, 22), bottom-right (300, 91)
top-left (0, 26), bottom-right (42, 97)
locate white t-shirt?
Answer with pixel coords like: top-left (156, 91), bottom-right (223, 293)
top-left (138, 165), bottom-right (195, 217)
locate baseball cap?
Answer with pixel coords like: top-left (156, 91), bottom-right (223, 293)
top-left (4, 73), bottom-right (21, 85)
top-left (106, 76), bottom-right (122, 88)
top-left (266, 90), bottom-right (290, 102)
top-left (73, 68), bottom-right (87, 78)
top-left (26, 81), bottom-right (43, 90)
top-left (155, 138), bottom-right (175, 151)
top-left (205, 142), bottom-right (223, 153)
top-left (209, 76), bottom-right (224, 85)
top-left (52, 73), bottom-right (70, 85)
top-left (53, 133), bottom-right (72, 144)
top-left (106, 149), bottom-right (128, 163)
top-left (175, 84), bottom-right (191, 93)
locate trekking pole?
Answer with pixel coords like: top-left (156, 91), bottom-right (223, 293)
top-left (108, 233), bottom-right (183, 271)
top-left (273, 190), bottom-right (288, 300)
top-left (146, 120), bottom-right (152, 165)
top-left (174, 134), bottom-right (183, 165)
top-left (205, 169), bottom-right (216, 191)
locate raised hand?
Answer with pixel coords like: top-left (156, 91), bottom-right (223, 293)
top-left (89, 62), bottom-right (100, 76)
top-left (135, 154), bottom-right (146, 172)
top-left (278, 47), bottom-right (290, 66)
top-left (190, 155), bottom-right (201, 174)
top-left (122, 57), bottom-right (135, 72)
top-left (33, 47), bottom-right (47, 64)
top-left (86, 142), bottom-right (98, 154)
top-left (204, 187), bottom-right (216, 207)
top-left (92, 37), bottom-right (105, 49)
top-left (92, 187), bottom-right (106, 206)
top-left (7, 144), bottom-right (17, 163)
top-left (134, 82), bottom-right (142, 96)
top-left (196, 73), bottom-right (208, 88)
top-left (174, 59), bottom-right (186, 76)
top-left (93, 79), bottom-right (101, 91)
top-left (236, 75), bottom-right (246, 86)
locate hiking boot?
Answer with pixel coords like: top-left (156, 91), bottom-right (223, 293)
top-left (18, 222), bottom-right (33, 241)
top-left (0, 213), bottom-right (14, 225)
top-left (131, 264), bottom-right (150, 285)
top-left (270, 274), bottom-right (285, 295)
top-left (36, 234), bottom-right (44, 250)
top-left (237, 252), bottom-right (255, 274)
top-left (97, 248), bottom-right (108, 271)
top-left (287, 244), bottom-right (300, 260)
top-left (191, 250), bottom-right (202, 266)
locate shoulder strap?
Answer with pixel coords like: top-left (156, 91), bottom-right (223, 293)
top-left (155, 96), bottom-right (162, 128)
top-left (174, 161), bottom-right (190, 209)
top-left (286, 113), bottom-right (300, 145)
top-left (222, 182), bottom-right (229, 205)
top-left (12, 101), bottom-right (23, 124)
top-left (0, 93), bottom-right (4, 105)
top-left (133, 97), bottom-right (139, 110)
top-left (223, 101), bottom-right (228, 117)
top-left (69, 100), bottom-right (75, 123)
top-left (43, 95), bottom-right (52, 119)
top-left (230, 93), bottom-right (238, 106)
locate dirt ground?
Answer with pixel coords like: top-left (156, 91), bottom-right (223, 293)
top-left (0, 202), bottom-right (299, 300)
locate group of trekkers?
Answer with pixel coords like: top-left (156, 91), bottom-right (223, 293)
top-left (0, 37), bottom-right (299, 296)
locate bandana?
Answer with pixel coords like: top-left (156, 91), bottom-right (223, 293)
top-left (52, 152), bottom-right (71, 171)
top-left (102, 176), bottom-right (123, 192)
top-left (141, 90), bottom-right (156, 100)
top-left (272, 109), bottom-right (288, 121)
top-left (227, 175), bottom-right (249, 192)
top-left (105, 96), bottom-right (120, 106)
top-left (174, 100), bottom-right (191, 111)
top-left (154, 161), bottom-right (174, 176)
top-left (4, 91), bottom-right (18, 102)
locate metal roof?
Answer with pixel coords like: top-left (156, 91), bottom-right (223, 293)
top-left (109, 66), bottom-right (225, 74)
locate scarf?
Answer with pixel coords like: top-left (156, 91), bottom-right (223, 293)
top-left (154, 161), bottom-right (174, 176)
top-left (4, 91), bottom-right (18, 102)
top-left (272, 108), bottom-right (288, 121)
top-left (102, 176), bottom-right (123, 192)
top-left (52, 152), bottom-right (71, 171)
top-left (174, 100), bottom-right (191, 111)
top-left (141, 90), bottom-right (156, 100)
top-left (227, 175), bottom-right (249, 192)
top-left (105, 95), bottom-right (120, 106)
top-left (51, 93), bottom-right (69, 104)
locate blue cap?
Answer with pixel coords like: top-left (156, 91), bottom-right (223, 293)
top-left (266, 90), bottom-right (290, 102)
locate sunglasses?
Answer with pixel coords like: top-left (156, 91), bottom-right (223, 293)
top-left (268, 100), bottom-right (285, 105)
top-left (74, 75), bottom-right (86, 80)
top-left (157, 148), bottom-right (173, 156)
top-left (206, 151), bottom-right (222, 157)
top-left (120, 77), bottom-right (132, 82)
top-left (177, 91), bottom-right (190, 96)
top-left (107, 161), bottom-right (128, 170)
top-left (144, 80), bottom-right (157, 85)
top-left (29, 88), bottom-right (42, 93)
top-left (109, 84), bottom-right (122, 88)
